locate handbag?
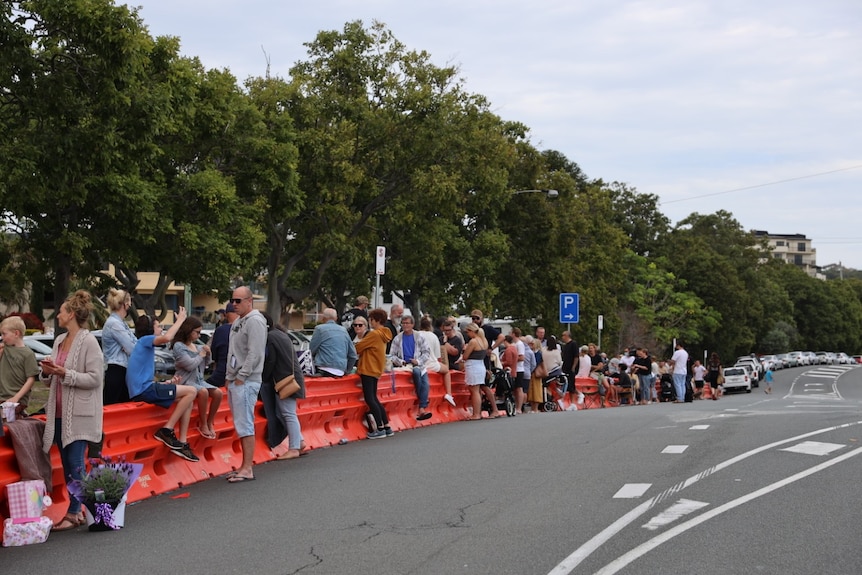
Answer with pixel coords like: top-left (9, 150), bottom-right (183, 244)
top-left (275, 374), bottom-right (300, 399)
top-left (533, 362), bottom-right (549, 379)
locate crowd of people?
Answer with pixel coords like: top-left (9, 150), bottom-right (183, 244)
top-left (1, 289), bottom-right (729, 533)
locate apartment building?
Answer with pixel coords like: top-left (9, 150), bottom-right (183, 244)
top-left (753, 230), bottom-right (821, 278)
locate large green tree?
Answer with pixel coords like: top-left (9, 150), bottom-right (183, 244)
top-left (0, 0), bottom-right (175, 306)
top-left (270, 20), bottom-right (518, 316)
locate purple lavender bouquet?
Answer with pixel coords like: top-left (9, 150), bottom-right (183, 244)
top-left (69, 457), bottom-right (143, 531)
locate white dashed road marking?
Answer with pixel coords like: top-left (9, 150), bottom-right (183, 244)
top-left (613, 483), bottom-right (651, 499)
top-left (781, 441), bottom-right (845, 456)
top-left (642, 499), bottom-right (710, 531)
top-left (662, 445), bottom-right (688, 454)
top-left (689, 425), bottom-right (709, 430)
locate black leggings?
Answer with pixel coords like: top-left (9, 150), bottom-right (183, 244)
top-left (361, 374), bottom-right (389, 428)
top-left (104, 364), bottom-right (130, 405)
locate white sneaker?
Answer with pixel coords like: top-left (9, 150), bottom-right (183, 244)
top-left (444, 393), bottom-right (456, 407)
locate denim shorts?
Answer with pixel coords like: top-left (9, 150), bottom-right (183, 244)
top-left (227, 380), bottom-right (261, 438)
top-left (133, 383), bottom-right (177, 409)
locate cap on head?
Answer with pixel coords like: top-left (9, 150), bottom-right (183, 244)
top-left (225, 302), bottom-right (236, 313)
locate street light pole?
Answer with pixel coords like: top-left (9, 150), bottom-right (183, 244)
top-left (513, 189), bottom-right (559, 198)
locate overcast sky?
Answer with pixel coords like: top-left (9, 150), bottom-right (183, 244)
top-left (133, 0), bottom-right (862, 269)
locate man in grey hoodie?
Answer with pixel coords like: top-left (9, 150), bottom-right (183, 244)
top-left (225, 285), bottom-right (267, 482)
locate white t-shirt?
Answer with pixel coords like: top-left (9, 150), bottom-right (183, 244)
top-left (419, 331), bottom-right (442, 372)
top-left (671, 348), bottom-right (689, 375)
top-left (693, 364), bottom-right (706, 381)
top-left (515, 340), bottom-right (526, 373)
top-left (576, 354), bottom-right (592, 378)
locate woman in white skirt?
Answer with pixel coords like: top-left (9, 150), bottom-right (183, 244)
top-left (459, 323), bottom-right (500, 419)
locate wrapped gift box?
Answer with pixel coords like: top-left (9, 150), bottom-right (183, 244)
top-left (2, 516), bottom-right (52, 547)
top-left (5, 479), bottom-right (49, 521)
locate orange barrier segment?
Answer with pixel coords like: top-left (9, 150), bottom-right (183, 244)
top-left (0, 369), bottom-right (472, 534)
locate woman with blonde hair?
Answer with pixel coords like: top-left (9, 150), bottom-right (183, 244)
top-left (102, 288), bottom-right (137, 404)
top-left (459, 323), bottom-right (500, 419)
top-left (39, 290), bottom-right (104, 531)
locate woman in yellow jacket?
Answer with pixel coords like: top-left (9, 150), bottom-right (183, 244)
top-left (354, 308), bottom-right (394, 439)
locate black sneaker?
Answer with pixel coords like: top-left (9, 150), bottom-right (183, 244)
top-left (154, 427), bottom-right (184, 450)
top-left (171, 443), bottom-right (200, 462)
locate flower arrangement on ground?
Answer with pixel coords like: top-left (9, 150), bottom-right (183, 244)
top-left (68, 456), bottom-right (142, 531)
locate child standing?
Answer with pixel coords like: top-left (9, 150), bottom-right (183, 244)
top-left (0, 317), bottom-right (41, 417)
top-left (764, 366), bottom-right (774, 394)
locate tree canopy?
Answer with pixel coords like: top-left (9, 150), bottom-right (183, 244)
top-left (1, 5), bottom-right (859, 357)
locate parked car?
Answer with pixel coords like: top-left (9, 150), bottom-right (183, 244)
top-left (815, 351), bottom-right (832, 365)
top-left (17, 335), bottom-right (54, 362)
top-left (722, 366), bottom-right (752, 393)
top-left (786, 351), bottom-right (804, 367)
top-left (760, 355), bottom-right (782, 370)
top-left (735, 358), bottom-right (761, 386)
top-left (90, 329), bottom-right (176, 378)
top-left (287, 329), bottom-right (311, 351)
top-left (853, 355), bottom-right (862, 365)
top-left (834, 352), bottom-right (852, 365)
top-left (802, 351), bottom-right (819, 365)
top-left (775, 353), bottom-right (790, 368)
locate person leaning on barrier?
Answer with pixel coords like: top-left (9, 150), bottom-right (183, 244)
top-left (354, 308), bottom-right (395, 439)
top-left (261, 312), bottom-right (306, 459)
top-left (225, 285), bottom-right (267, 483)
top-left (0, 316), bottom-right (40, 417)
top-left (101, 288), bottom-right (136, 405)
top-left (206, 301), bottom-right (237, 388)
top-left (309, 307), bottom-right (358, 377)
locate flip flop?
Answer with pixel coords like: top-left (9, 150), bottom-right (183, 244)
top-left (416, 412), bottom-right (432, 421)
top-left (227, 474), bottom-right (255, 483)
top-left (196, 426), bottom-right (216, 439)
top-left (52, 516), bottom-right (80, 531)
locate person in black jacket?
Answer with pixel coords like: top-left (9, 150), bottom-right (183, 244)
top-left (261, 313), bottom-right (307, 460)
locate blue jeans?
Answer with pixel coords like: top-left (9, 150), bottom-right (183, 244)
top-left (637, 374), bottom-right (652, 402)
top-left (54, 420), bottom-right (87, 515)
top-left (673, 373), bottom-right (686, 401)
top-left (260, 380), bottom-right (287, 448)
top-left (411, 367), bottom-right (429, 408)
top-left (276, 396), bottom-right (304, 450)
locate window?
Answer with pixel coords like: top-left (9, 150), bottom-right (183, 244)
top-left (776, 240), bottom-right (785, 247)
top-left (794, 254), bottom-right (803, 265)
top-left (797, 242), bottom-right (806, 252)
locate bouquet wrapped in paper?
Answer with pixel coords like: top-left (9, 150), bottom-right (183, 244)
top-left (68, 457), bottom-right (143, 531)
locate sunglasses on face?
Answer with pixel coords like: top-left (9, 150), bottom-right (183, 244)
top-left (352, 323), bottom-right (366, 328)
top-left (471, 316), bottom-right (481, 321)
top-left (229, 297), bottom-right (245, 304)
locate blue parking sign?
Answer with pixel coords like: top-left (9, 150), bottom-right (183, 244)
top-left (559, 293), bottom-right (579, 324)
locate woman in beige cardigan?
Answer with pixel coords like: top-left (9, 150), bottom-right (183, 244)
top-left (40, 290), bottom-right (104, 531)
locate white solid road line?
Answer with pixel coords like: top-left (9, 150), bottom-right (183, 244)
top-left (594, 446), bottom-right (862, 575)
top-left (546, 419), bottom-right (862, 575)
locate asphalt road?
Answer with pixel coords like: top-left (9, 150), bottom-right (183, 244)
top-left (4, 364), bottom-right (862, 575)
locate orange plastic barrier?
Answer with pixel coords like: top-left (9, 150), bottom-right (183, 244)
top-left (574, 377), bottom-right (604, 409)
top-left (0, 369), bottom-right (472, 533)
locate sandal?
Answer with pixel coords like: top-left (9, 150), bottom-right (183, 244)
top-left (52, 516), bottom-right (80, 532)
top-left (196, 426), bottom-right (216, 439)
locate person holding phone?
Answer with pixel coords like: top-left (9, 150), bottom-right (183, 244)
top-left (39, 290), bottom-right (104, 532)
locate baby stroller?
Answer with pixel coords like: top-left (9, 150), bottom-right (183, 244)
top-left (484, 367), bottom-right (517, 417)
top-left (541, 371), bottom-right (569, 412)
top-left (659, 373), bottom-right (675, 402)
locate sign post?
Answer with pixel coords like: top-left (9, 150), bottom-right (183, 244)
top-left (559, 293), bottom-right (580, 329)
top-left (374, 246), bottom-right (386, 308)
